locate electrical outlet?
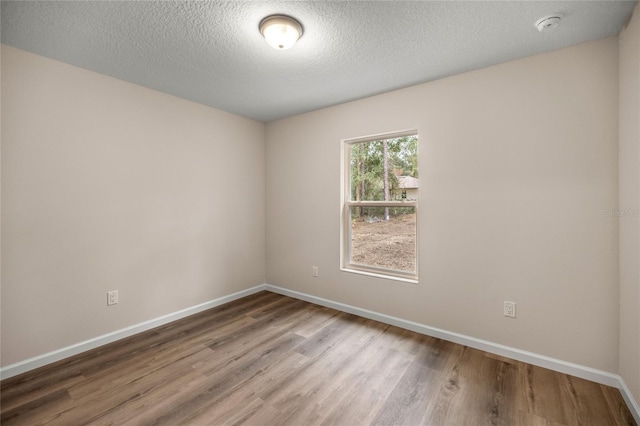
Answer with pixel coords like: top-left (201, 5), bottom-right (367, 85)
top-left (107, 290), bottom-right (118, 306)
top-left (312, 266), bottom-right (318, 277)
top-left (504, 301), bottom-right (516, 318)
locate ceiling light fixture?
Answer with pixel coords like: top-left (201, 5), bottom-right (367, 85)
top-left (259, 15), bottom-right (303, 50)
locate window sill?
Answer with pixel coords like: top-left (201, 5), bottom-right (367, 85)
top-left (340, 267), bottom-right (418, 285)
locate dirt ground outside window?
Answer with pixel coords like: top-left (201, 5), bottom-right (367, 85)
top-left (350, 213), bottom-right (416, 273)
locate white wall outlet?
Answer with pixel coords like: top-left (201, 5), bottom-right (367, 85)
top-left (107, 290), bottom-right (118, 306)
top-left (504, 301), bottom-right (516, 318)
top-left (312, 266), bottom-right (318, 277)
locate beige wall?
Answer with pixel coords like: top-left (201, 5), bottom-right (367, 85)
top-left (1, 46), bottom-right (266, 366)
top-left (266, 37), bottom-right (620, 372)
top-left (619, 4), bottom-right (640, 405)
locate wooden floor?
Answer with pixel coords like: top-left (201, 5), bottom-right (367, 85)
top-left (1, 291), bottom-right (636, 425)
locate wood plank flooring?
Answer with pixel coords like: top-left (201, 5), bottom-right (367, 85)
top-left (1, 291), bottom-right (636, 425)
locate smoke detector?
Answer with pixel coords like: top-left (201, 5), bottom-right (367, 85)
top-left (535, 15), bottom-right (562, 32)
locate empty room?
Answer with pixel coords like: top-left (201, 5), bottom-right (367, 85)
top-left (1, 1), bottom-right (639, 424)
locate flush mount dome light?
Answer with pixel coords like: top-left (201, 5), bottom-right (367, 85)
top-left (259, 15), bottom-right (303, 50)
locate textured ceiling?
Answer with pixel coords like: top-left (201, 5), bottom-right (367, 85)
top-left (1, 1), bottom-right (637, 122)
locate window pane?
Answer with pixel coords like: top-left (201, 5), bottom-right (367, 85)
top-left (350, 136), bottom-right (418, 202)
top-left (350, 206), bottom-right (416, 274)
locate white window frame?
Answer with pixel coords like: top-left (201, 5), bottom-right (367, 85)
top-left (340, 130), bottom-right (419, 283)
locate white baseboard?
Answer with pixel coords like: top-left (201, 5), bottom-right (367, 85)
top-left (0, 284), bottom-right (268, 380)
top-left (619, 378), bottom-right (640, 425)
top-left (264, 283), bottom-right (640, 424)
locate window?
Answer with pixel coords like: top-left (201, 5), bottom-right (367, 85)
top-left (341, 131), bottom-right (418, 282)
